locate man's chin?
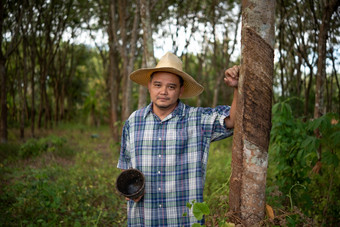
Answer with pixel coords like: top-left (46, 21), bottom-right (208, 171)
top-left (155, 103), bottom-right (171, 109)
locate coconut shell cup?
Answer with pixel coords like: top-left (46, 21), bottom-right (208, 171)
top-left (116, 169), bottom-right (145, 200)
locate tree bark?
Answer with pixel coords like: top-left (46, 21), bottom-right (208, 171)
top-left (330, 50), bottom-right (340, 114)
top-left (0, 58), bottom-right (7, 143)
top-left (118, 0), bottom-right (140, 121)
top-left (108, 0), bottom-right (122, 141)
top-left (0, 0), bottom-right (25, 143)
top-left (139, 0), bottom-right (156, 109)
top-left (314, 0), bottom-right (339, 119)
top-left (304, 66), bottom-right (314, 118)
top-left (20, 41), bottom-right (29, 140)
top-left (229, 0), bottom-right (275, 225)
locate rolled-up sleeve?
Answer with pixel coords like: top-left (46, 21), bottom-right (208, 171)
top-left (201, 105), bottom-right (233, 142)
top-left (117, 121), bottom-right (131, 170)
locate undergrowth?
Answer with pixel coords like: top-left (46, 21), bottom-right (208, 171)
top-left (1, 109), bottom-right (339, 226)
top-left (0, 125), bottom-right (126, 226)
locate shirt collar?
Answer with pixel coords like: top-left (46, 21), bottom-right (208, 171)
top-left (143, 100), bottom-right (186, 119)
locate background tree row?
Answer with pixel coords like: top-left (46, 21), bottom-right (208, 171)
top-left (1, 0), bottom-right (339, 143)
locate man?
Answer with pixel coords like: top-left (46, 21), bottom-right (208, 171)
top-left (118, 52), bottom-right (239, 226)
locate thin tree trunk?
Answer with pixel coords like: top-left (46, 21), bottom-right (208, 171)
top-left (314, 0), bottom-right (339, 119)
top-left (304, 67), bottom-right (314, 118)
top-left (38, 67), bottom-right (46, 129)
top-left (118, 0), bottom-right (140, 121)
top-left (139, 0), bottom-right (156, 109)
top-left (108, 48), bottom-right (120, 141)
top-left (330, 50), bottom-right (340, 114)
top-left (296, 55), bottom-right (303, 96)
top-left (126, 5), bottom-right (139, 117)
top-left (278, 19), bottom-right (285, 98)
top-left (30, 45), bottom-right (36, 137)
top-left (0, 0), bottom-right (24, 142)
top-left (19, 43), bottom-right (29, 140)
top-left (229, 0), bottom-right (275, 225)
top-left (312, 0), bottom-right (339, 171)
top-left (196, 55), bottom-right (203, 107)
top-left (108, 0), bottom-right (122, 141)
top-left (22, 43), bottom-right (29, 140)
top-left (0, 58), bottom-right (7, 143)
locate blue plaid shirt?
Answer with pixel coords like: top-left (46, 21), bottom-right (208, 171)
top-left (117, 101), bottom-right (233, 226)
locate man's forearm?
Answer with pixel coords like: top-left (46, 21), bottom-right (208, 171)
top-left (225, 88), bottom-right (238, 129)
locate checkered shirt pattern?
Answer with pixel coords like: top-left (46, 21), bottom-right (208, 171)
top-left (117, 101), bottom-right (233, 226)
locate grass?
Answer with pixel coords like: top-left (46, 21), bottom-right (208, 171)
top-left (204, 138), bottom-right (233, 226)
top-left (0, 124), bottom-right (126, 226)
top-left (2, 123), bottom-right (330, 226)
top-left (1, 124), bottom-right (235, 226)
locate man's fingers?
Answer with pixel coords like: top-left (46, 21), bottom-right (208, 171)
top-left (225, 65), bottom-right (240, 79)
top-left (224, 66), bottom-right (239, 88)
top-left (133, 194), bottom-right (144, 202)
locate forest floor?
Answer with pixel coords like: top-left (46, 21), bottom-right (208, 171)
top-left (1, 124), bottom-right (127, 226)
top-left (0, 124), bottom-right (321, 226)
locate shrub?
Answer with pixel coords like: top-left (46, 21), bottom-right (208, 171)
top-left (268, 101), bottom-right (340, 225)
top-left (18, 135), bottom-right (70, 159)
top-left (1, 145), bottom-right (126, 226)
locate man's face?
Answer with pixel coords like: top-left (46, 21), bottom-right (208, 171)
top-left (148, 72), bottom-right (184, 112)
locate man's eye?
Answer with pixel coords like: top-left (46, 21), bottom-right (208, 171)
top-left (169, 86), bottom-right (175, 89)
top-left (154, 84), bottom-right (161, 87)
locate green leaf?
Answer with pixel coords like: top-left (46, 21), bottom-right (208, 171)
top-left (193, 202), bottom-right (210, 221)
top-left (330, 131), bottom-right (340, 147)
top-left (323, 151), bottom-right (339, 167)
top-left (301, 136), bottom-right (319, 152)
top-left (272, 103), bottom-right (280, 115)
top-left (192, 223), bottom-right (202, 227)
top-left (286, 215), bottom-right (296, 226)
top-left (307, 117), bottom-right (323, 131)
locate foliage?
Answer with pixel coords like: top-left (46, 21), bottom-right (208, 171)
top-left (0, 125), bottom-right (126, 226)
top-left (184, 200), bottom-right (210, 227)
top-left (18, 135), bottom-right (69, 159)
top-left (0, 142), bottom-right (21, 162)
top-left (267, 100), bottom-right (340, 225)
top-left (204, 138), bottom-right (233, 226)
top-left (1, 119), bottom-right (340, 226)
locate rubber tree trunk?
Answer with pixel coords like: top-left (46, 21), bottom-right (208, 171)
top-left (229, 0), bottom-right (275, 226)
top-left (0, 58), bottom-right (7, 143)
top-left (138, 0), bottom-right (156, 109)
top-left (314, 0), bottom-right (339, 119)
top-left (108, 0), bottom-right (121, 142)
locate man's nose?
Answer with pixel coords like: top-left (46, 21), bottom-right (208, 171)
top-left (160, 86), bottom-right (168, 94)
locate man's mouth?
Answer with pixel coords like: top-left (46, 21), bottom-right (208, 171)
top-left (157, 97), bottom-right (169, 101)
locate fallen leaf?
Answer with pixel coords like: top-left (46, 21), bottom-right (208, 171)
top-left (266, 204), bottom-right (275, 219)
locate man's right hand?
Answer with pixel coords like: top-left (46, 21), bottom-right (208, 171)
top-left (126, 193), bottom-right (144, 203)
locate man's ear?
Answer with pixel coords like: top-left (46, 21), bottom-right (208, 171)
top-left (179, 86), bottom-right (184, 97)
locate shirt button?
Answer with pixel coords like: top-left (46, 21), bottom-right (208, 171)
top-left (159, 204), bottom-right (162, 208)
top-left (158, 171), bottom-right (161, 174)
top-left (158, 155), bottom-right (161, 158)
top-left (158, 187), bottom-right (161, 191)
top-left (158, 137), bottom-right (161, 141)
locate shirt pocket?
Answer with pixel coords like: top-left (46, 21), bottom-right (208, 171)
top-left (166, 127), bottom-right (188, 153)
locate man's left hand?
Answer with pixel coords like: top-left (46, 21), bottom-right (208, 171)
top-left (224, 65), bottom-right (239, 88)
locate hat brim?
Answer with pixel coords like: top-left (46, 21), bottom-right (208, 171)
top-left (129, 67), bottom-right (204, 99)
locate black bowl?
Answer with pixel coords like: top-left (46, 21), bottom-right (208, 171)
top-left (116, 169), bottom-right (145, 200)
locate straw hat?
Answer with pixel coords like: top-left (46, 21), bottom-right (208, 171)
top-left (129, 52), bottom-right (204, 98)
